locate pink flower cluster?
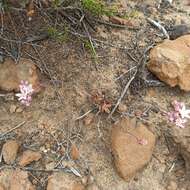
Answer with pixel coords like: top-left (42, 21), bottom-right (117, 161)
top-left (167, 100), bottom-right (190, 128)
top-left (16, 80), bottom-right (34, 106)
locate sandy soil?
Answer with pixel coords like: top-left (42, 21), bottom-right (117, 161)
top-left (0, 0), bottom-right (190, 189)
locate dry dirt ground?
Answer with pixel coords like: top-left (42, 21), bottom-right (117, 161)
top-left (0, 0), bottom-right (190, 189)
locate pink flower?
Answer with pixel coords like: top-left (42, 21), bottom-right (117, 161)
top-left (172, 100), bottom-right (183, 112)
top-left (167, 112), bottom-right (175, 122)
top-left (178, 104), bottom-right (190, 119)
top-left (175, 118), bottom-right (186, 128)
top-left (137, 138), bottom-right (148, 145)
top-left (166, 100), bottom-right (190, 128)
top-left (16, 80), bottom-right (34, 106)
top-left (167, 111), bottom-right (180, 122)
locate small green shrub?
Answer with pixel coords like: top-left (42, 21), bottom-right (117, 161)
top-left (81, 0), bottom-right (116, 16)
top-left (52, 0), bottom-right (64, 8)
top-left (83, 39), bottom-right (98, 64)
top-left (47, 26), bottom-right (69, 42)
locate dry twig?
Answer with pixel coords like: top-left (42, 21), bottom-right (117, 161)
top-left (108, 44), bottom-right (154, 118)
top-left (0, 121), bottom-right (26, 137)
top-left (108, 69), bottom-right (138, 119)
top-left (75, 109), bottom-right (94, 121)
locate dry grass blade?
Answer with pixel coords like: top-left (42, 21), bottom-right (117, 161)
top-left (108, 69), bottom-right (138, 119)
top-left (147, 18), bottom-right (169, 39)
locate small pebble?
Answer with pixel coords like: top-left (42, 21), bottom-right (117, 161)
top-left (71, 144), bottom-right (80, 160)
top-left (81, 176), bottom-right (88, 186)
top-left (88, 175), bottom-right (95, 185)
top-left (9, 105), bottom-right (17, 113)
top-left (167, 181), bottom-right (178, 190)
top-left (84, 113), bottom-right (94, 126)
top-left (16, 107), bottom-right (23, 113)
top-left (118, 104), bottom-right (127, 112)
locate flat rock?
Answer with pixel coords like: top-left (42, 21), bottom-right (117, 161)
top-left (0, 169), bottom-right (35, 190)
top-left (2, 140), bottom-right (19, 164)
top-left (147, 35), bottom-right (190, 91)
top-left (111, 117), bottom-right (156, 181)
top-left (47, 173), bottom-right (85, 190)
top-left (19, 150), bottom-right (42, 166)
top-left (0, 58), bottom-right (39, 92)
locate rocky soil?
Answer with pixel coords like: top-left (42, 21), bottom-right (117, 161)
top-left (1, 0), bottom-right (190, 190)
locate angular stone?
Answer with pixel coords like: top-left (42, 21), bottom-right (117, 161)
top-left (111, 118), bottom-right (156, 181)
top-left (9, 105), bottom-right (17, 113)
top-left (147, 35), bottom-right (190, 91)
top-left (2, 140), bottom-right (19, 164)
top-left (70, 144), bottom-right (80, 160)
top-left (0, 58), bottom-right (39, 92)
top-left (19, 150), bottom-right (42, 167)
top-left (16, 107), bottom-right (23, 113)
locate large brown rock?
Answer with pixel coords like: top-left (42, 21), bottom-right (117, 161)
top-left (0, 184), bottom-right (5, 190)
top-left (47, 173), bottom-right (85, 190)
top-left (147, 35), bottom-right (190, 91)
top-left (111, 118), bottom-right (156, 181)
top-left (2, 140), bottom-right (19, 164)
top-left (10, 169), bottom-right (36, 190)
top-left (0, 169), bottom-right (35, 190)
top-left (0, 58), bottom-right (39, 92)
